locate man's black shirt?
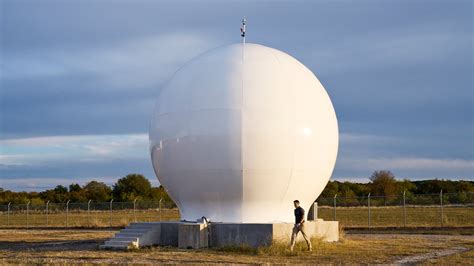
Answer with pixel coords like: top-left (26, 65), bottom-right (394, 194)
top-left (294, 206), bottom-right (305, 224)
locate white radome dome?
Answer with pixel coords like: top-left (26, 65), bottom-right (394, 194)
top-left (149, 43), bottom-right (338, 223)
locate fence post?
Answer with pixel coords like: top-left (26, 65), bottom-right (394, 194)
top-left (26, 201), bottom-right (30, 229)
top-left (309, 202), bottom-right (318, 220)
top-left (109, 199), bottom-right (113, 227)
top-left (66, 200), bottom-right (70, 228)
top-left (46, 201), bottom-right (49, 226)
top-left (403, 191), bottom-right (406, 227)
top-left (440, 189), bottom-right (443, 227)
top-left (333, 194), bottom-right (337, 221)
top-left (367, 193), bottom-right (371, 229)
top-left (159, 198), bottom-right (163, 221)
top-left (87, 200), bottom-right (91, 227)
top-left (133, 198), bottom-right (137, 223)
top-left (7, 202), bottom-right (11, 227)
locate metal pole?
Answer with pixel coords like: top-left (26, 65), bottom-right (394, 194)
top-left (133, 198), bottom-right (137, 223)
top-left (26, 201), bottom-right (30, 229)
top-left (109, 199), bottom-right (113, 227)
top-left (403, 191), bottom-right (406, 227)
top-left (159, 198), bottom-right (163, 221)
top-left (241, 18), bottom-right (246, 44)
top-left (368, 193), bottom-right (371, 228)
top-left (313, 202), bottom-right (318, 220)
top-left (66, 200), bottom-right (70, 228)
top-left (87, 200), bottom-right (91, 227)
top-left (46, 201), bottom-right (49, 226)
top-left (440, 190), bottom-right (444, 227)
top-left (333, 194), bottom-right (337, 221)
top-left (7, 202), bottom-right (11, 227)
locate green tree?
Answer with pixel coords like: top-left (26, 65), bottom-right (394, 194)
top-left (370, 170), bottom-right (399, 205)
top-left (320, 181), bottom-right (339, 198)
top-left (67, 183), bottom-right (86, 202)
top-left (40, 185), bottom-right (69, 202)
top-left (54, 185), bottom-right (68, 194)
top-left (69, 183), bottom-right (82, 193)
top-left (31, 197), bottom-right (45, 205)
top-left (83, 181), bottom-right (112, 202)
top-left (150, 185), bottom-right (176, 208)
top-left (113, 174), bottom-right (152, 201)
top-left (397, 179), bottom-right (416, 193)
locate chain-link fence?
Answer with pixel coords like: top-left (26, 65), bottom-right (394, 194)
top-left (1, 192), bottom-right (473, 229)
top-left (0, 199), bottom-right (178, 228)
top-left (316, 191), bottom-right (474, 228)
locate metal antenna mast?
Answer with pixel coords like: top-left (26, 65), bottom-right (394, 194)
top-left (241, 18), bottom-right (246, 44)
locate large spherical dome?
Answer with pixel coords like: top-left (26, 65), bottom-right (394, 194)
top-left (149, 43), bottom-right (338, 223)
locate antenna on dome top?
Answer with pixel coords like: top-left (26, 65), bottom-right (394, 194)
top-left (240, 17), bottom-right (246, 44)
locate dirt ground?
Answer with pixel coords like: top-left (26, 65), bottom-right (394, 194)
top-left (0, 229), bottom-right (472, 265)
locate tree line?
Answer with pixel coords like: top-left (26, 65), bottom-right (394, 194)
top-left (0, 174), bottom-right (174, 206)
top-left (317, 170), bottom-right (473, 205)
top-left (1, 171), bottom-right (473, 206)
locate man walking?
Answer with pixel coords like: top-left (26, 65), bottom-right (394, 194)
top-left (290, 200), bottom-right (312, 251)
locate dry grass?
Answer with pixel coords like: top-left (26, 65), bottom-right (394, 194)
top-left (0, 208), bottom-right (180, 228)
top-left (0, 229), bottom-right (114, 242)
top-left (318, 206), bottom-right (474, 227)
top-left (0, 229), bottom-right (472, 265)
top-left (426, 248), bottom-right (474, 264)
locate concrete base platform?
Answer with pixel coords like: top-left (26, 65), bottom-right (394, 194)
top-left (102, 219), bottom-right (339, 249)
top-left (211, 219), bottom-right (338, 248)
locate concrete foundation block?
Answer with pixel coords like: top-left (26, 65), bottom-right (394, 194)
top-left (272, 220), bottom-right (339, 243)
top-left (210, 223), bottom-right (273, 248)
top-left (313, 220), bottom-right (339, 242)
top-left (178, 223), bottom-right (209, 249)
top-left (160, 222), bottom-right (180, 246)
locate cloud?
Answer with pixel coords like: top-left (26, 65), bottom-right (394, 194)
top-left (0, 134), bottom-right (149, 166)
top-left (333, 133), bottom-right (474, 180)
top-left (340, 133), bottom-right (404, 145)
top-left (368, 158), bottom-right (474, 171)
top-left (3, 32), bottom-right (218, 88)
top-left (307, 21), bottom-right (471, 76)
top-left (0, 133), bottom-right (157, 191)
top-left (0, 32), bottom-right (220, 139)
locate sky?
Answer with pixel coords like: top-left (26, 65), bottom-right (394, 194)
top-left (0, 0), bottom-right (473, 191)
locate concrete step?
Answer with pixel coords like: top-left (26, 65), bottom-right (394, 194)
top-left (119, 229), bottom-right (152, 234)
top-left (111, 236), bottom-right (139, 242)
top-left (127, 225), bottom-right (158, 230)
top-left (104, 239), bottom-right (137, 245)
top-left (121, 227), bottom-right (154, 232)
top-left (104, 240), bottom-right (138, 247)
top-left (99, 244), bottom-right (129, 250)
top-left (115, 233), bottom-right (144, 238)
top-left (129, 222), bottom-right (159, 227)
top-left (102, 222), bottom-right (163, 250)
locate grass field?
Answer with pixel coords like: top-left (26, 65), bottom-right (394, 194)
top-left (0, 209), bottom-right (180, 228)
top-left (1, 205), bottom-right (472, 228)
top-left (0, 229), bottom-right (472, 264)
top-left (318, 205), bottom-right (474, 227)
